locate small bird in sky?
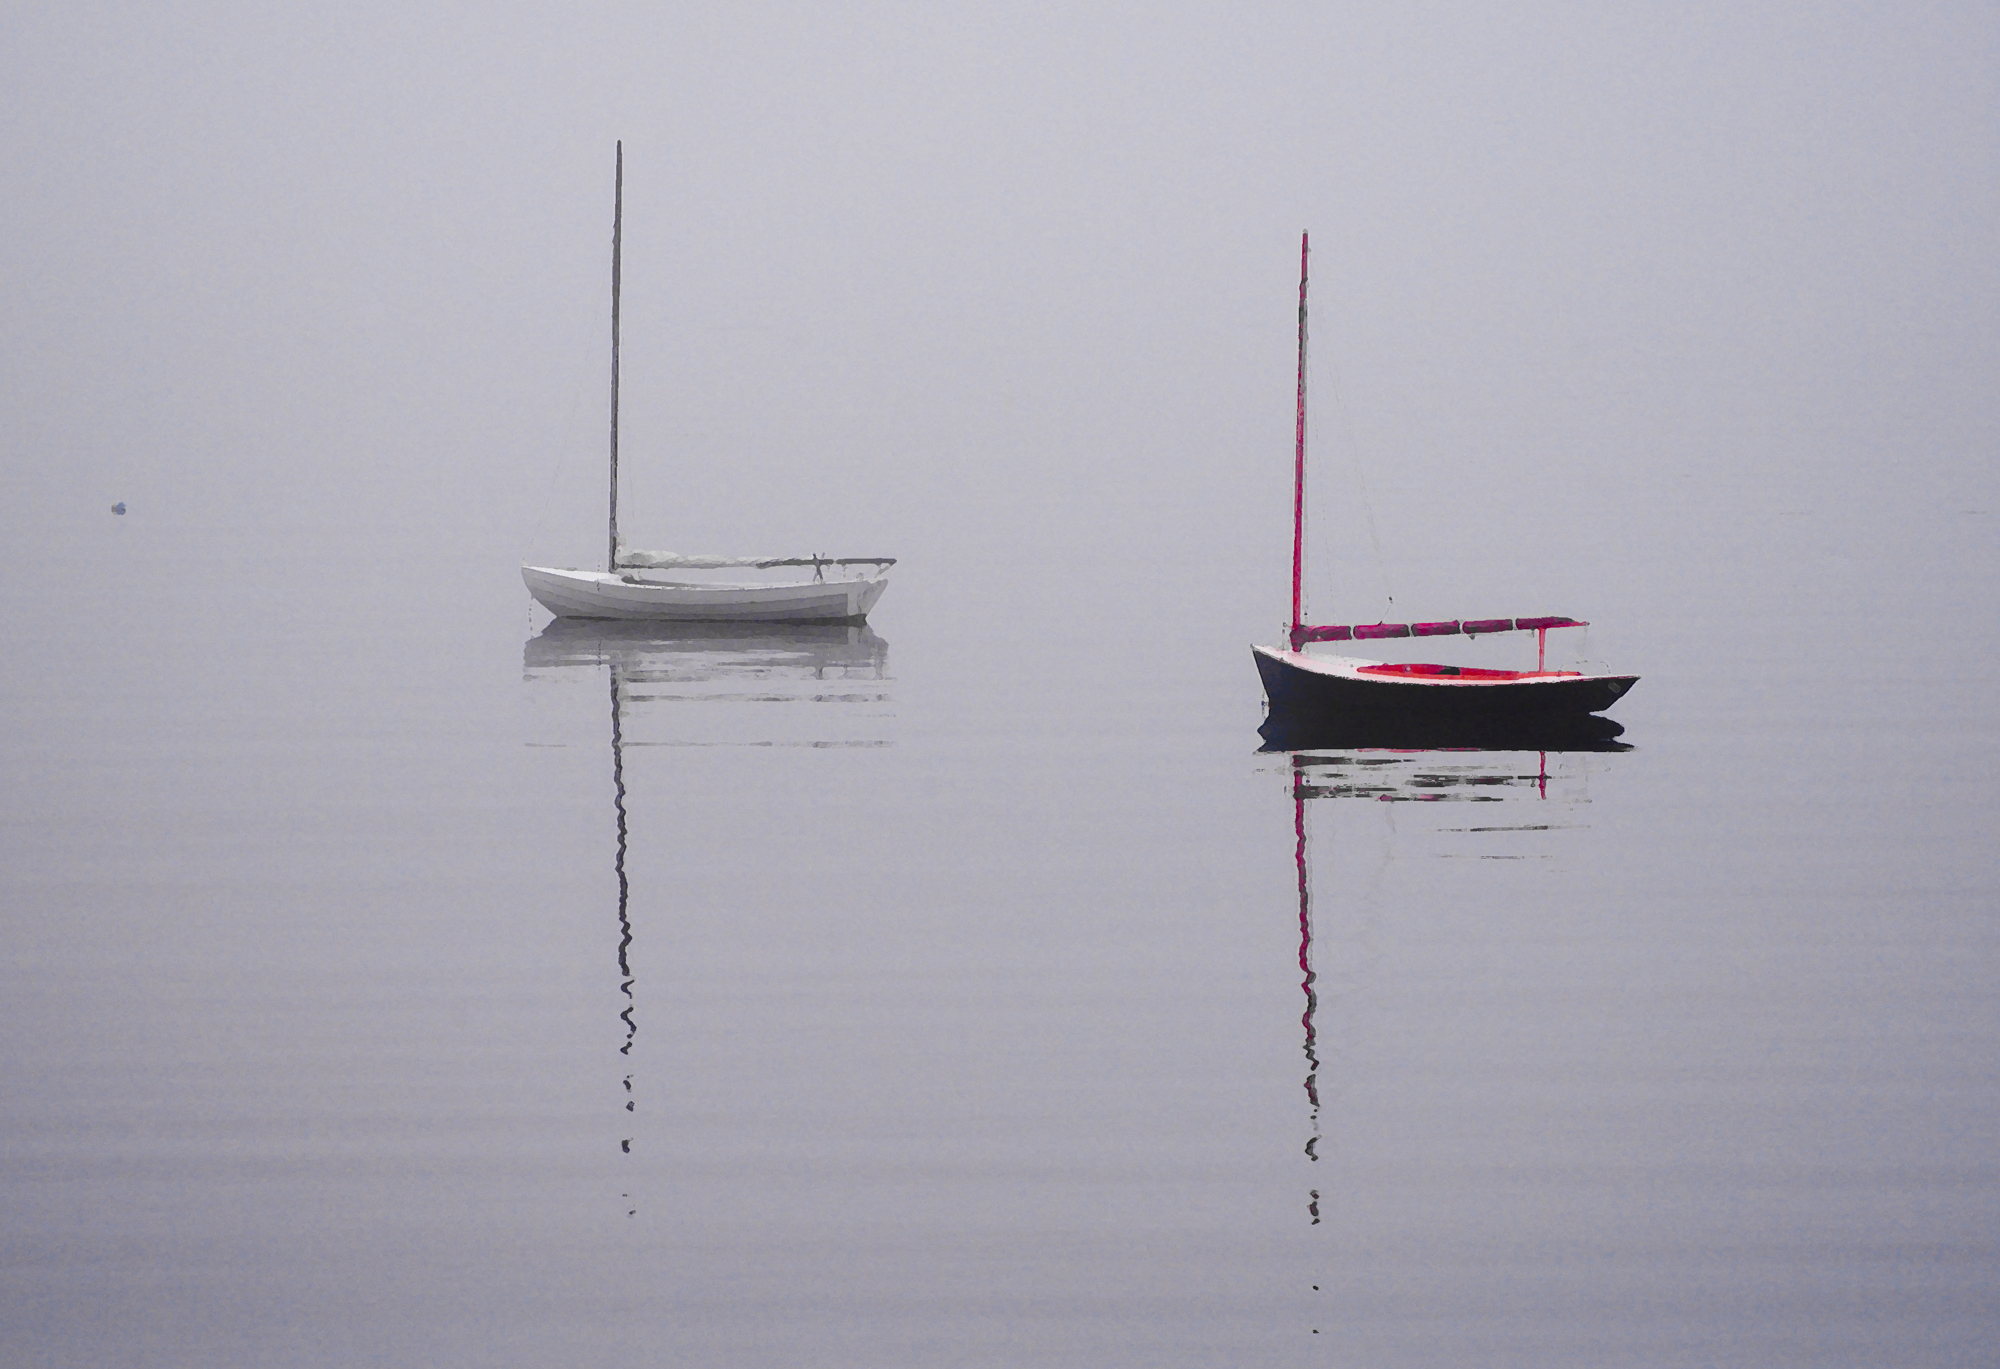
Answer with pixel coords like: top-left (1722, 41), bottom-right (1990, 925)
top-left (111, 502), bottom-right (126, 515)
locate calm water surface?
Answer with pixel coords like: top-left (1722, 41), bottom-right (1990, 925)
top-left (4, 514), bottom-right (1997, 1367)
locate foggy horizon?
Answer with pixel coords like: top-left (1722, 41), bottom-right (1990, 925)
top-left (4, 4), bottom-right (1996, 1365)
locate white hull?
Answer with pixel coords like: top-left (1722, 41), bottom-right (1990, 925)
top-left (522, 565), bottom-right (889, 622)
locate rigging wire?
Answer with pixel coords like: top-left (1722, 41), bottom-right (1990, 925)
top-left (1305, 320), bottom-right (1397, 625)
top-left (1317, 347), bottom-right (1396, 617)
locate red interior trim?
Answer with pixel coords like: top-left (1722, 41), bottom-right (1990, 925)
top-left (1355, 663), bottom-right (1582, 681)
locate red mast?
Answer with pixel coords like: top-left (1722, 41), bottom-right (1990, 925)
top-left (1291, 232), bottom-right (1310, 641)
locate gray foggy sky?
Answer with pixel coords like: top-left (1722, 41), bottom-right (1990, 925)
top-left (9, 13), bottom-right (2000, 1363)
top-left (2, 1), bottom-right (1993, 646)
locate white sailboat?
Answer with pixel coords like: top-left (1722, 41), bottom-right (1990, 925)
top-left (523, 144), bottom-right (894, 623)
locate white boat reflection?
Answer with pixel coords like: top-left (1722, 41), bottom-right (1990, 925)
top-left (525, 618), bottom-right (890, 678)
top-left (521, 620), bottom-right (894, 1188)
top-left (525, 620), bottom-right (893, 749)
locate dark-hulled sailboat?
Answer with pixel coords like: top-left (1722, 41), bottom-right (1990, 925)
top-left (1253, 233), bottom-right (1637, 745)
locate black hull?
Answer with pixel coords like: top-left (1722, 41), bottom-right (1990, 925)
top-left (1255, 648), bottom-right (1637, 749)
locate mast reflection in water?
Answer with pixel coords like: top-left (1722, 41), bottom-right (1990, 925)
top-left (1276, 725), bottom-right (1631, 1230)
top-left (522, 620), bottom-right (893, 1207)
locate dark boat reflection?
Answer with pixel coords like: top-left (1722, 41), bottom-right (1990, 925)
top-left (521, 620), bottom-right (893, 1201)
top-left (1279, 729), bottom-right (1625, 1230)
top-left (1260, 709), bottom-right (1632, 754)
